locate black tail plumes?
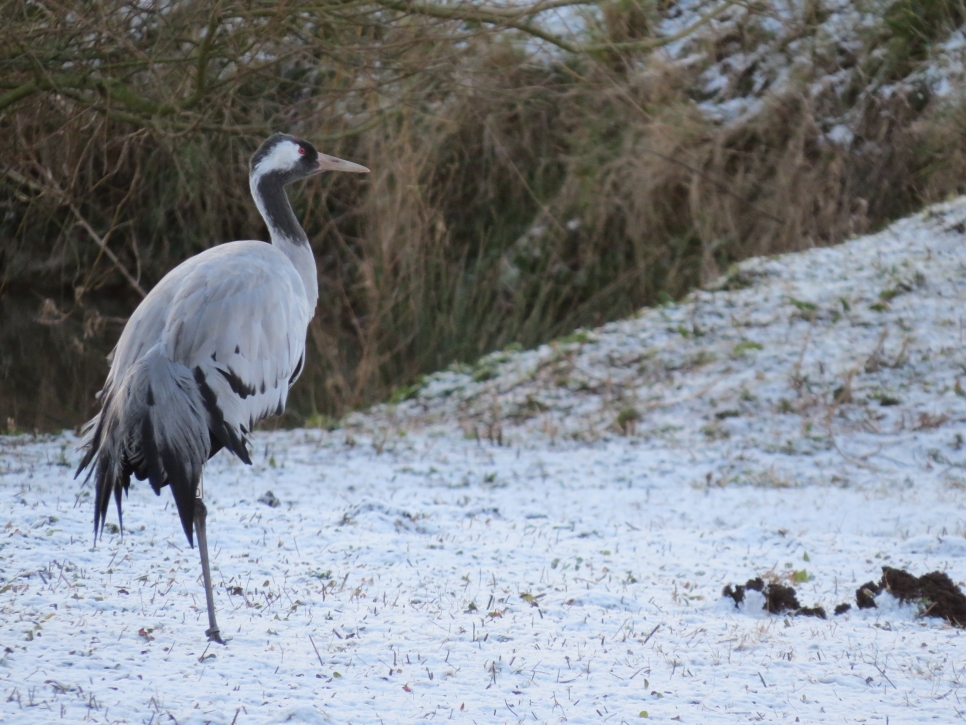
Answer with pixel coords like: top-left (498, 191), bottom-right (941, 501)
top-left (76, 346), bottom-right (212, 545)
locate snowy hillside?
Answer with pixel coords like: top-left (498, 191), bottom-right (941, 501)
top-left (4, 198), bottom-right (966, 723)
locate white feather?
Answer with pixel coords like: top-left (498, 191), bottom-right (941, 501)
top-left (251, 139), bottom-right (303, 178)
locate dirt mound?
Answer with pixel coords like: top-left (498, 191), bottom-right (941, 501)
top-left (853, 567), bottom-right (966, 627)
top-left (723, 577), bottom-right (826, 619)
top-left (724, 568), bottom-right (966, 625)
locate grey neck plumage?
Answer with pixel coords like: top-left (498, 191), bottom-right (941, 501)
top-left (250, 172), bottom-right (319, 315)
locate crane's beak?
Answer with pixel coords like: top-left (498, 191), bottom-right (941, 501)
top-left (316, 154), bottom-right (369, 174)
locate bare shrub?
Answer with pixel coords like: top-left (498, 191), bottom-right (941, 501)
top-left (3, 1), bottom-right (966, 429)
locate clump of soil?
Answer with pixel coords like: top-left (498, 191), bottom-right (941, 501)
top-left (723, 577), bottom-right (826, 619)
top-left (727, 567), bottom-right (966, 625)
top-left (853, 567), bottom-right (966, 627)
top-left (856, 580), bottom-right (882, 609)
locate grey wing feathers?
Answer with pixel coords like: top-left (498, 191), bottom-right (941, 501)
top-left (77, 241), bottom-right (311, 544)
top-left (163, 246), bottom-right (309, 446)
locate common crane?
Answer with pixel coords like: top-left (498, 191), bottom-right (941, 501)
top-left (76, 133), bottom-right (369, 643)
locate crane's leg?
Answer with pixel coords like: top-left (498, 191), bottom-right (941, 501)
top-left (194, 496), bottom-right (225, 644)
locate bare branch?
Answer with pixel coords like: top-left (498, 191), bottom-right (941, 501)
top-left (369, 0), bottom-right (740, 55)
top-left (0, 166), bottom-right (147, 298)
top-left (369, 0), bottom-right (581, 52)
top-left (70, 206), bottom-right (147, 298)
top-left (0, 82), bottom-right (40, 112)
top-left (582, 0), bottom-right (739, 52)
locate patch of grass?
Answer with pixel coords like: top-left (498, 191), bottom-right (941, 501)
top-left (556, 330), bottom-right (592, 346)
top-left (732, 340), bottom-right (764, 357)
top-left (879, 282), bottom-right (913, 301)
top-left (789, 569), bottom-right (810, 583)
top-left (876, 0), bottom-right (966, 81)
top-left (701, 421), bottom-right (730, 440)
top-left (448, 362), bottom-right (474, 375)
top-left (520, 592), bottom-right (544, 607)
top-left (708, 265), bottom-right (762, 292)
top-left (751, 469), bottom-right (794, 488)
top-left (789, 298), bottom-right (817, 312)
top-left (305, 414), bottom-right (341, 431)
top-left (616, 406), bottom-right (640, 435)
top-left (389, 377), bottom-right (425, 404)
top-left (472, 365), bottom-right (497, 383)
top-left (508, 394), bottom-right (549, 421)
top-left (915, 412), bottom-right (948, 430)
top-left (689, 350), bottom-right (716, 368)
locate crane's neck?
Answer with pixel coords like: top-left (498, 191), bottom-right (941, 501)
top-left (250, 173), bottom-right (319, 314)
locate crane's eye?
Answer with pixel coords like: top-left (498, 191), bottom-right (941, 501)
top-left (298, 146), bottom-right (306, 155)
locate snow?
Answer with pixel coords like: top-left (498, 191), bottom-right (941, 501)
top-left (6, 198), bottom-right (966, 722)
top-left (511, 0), bottom-right (966, 152)
top-left (825, 123), bottom-right (854, 147)
top-left (651, 0), bottom-right (966, 130)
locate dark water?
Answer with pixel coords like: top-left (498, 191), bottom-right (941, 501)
top-left (0, 291), bottom-right (135, 433)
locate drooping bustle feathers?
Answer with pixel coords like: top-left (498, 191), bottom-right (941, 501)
top-left (77, 346), bottom-right (212, 544)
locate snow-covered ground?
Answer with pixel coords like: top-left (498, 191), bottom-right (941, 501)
top-left (5, 198), bottom-right (966, 723)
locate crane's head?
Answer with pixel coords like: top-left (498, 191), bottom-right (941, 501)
top-left (250, 133), bottom-right (369, 185)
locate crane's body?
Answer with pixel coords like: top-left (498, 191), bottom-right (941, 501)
top-left (76, 134), bottom-right (368, 642)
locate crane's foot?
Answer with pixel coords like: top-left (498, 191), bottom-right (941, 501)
top-left (206, 627), bottom-right (226, 645)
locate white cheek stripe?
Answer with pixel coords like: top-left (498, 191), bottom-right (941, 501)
top-left (253, 141), bottom-right (302, 178)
